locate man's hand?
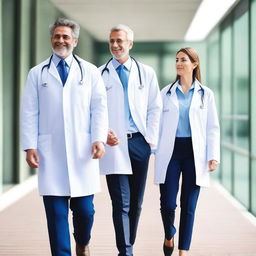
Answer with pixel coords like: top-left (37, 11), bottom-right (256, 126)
top-left (26, 149), bottom-right (40, 168)
top-left (107, 129), bottom-right (119, 146)
top-left (91, 141), bottom-right (105, 159)
top-left (208, 160), bottom-right (218, 172)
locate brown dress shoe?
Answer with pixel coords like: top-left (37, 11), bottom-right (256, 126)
top-left (76, 243), bottom-right (90, 256)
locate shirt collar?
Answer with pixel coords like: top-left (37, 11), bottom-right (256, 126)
top-left (177, 80), bottom-right (195, 93)
top-left (112, 57), bottom-right (132, 71)
top-left (52, 53), bottom-right (73, 67)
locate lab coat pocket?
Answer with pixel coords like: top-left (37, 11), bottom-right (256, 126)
top-left (38, 134), bottom-right (51, 153)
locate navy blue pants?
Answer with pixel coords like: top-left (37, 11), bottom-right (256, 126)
top-left (106, 133), bottom-right (151, 256)
top-left (43, 195), bottom-right (94, 256)
top-left (160, 137), bottom-right (200, 250)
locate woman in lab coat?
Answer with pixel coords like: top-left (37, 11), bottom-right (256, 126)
top-left (154, 47), bottom-right (220, 256)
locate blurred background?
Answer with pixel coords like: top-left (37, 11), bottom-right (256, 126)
top-left (0, 0), bottom-right (255, 219)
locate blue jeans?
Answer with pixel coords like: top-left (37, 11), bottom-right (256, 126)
top-left (43, 195), bottom-right (94, 256)
top-left (160, 137), bottom-right (200, 250)
top-left (106, 134), bottom-right (151, 256)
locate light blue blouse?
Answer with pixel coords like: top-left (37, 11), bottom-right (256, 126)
top-left (175, 82), bottom-right (194, 137)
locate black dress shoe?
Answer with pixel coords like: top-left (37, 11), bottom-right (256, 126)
top-left (163, 239), bottom-right (174, 256)
top-left (76, 243), bottom-right (90, 256)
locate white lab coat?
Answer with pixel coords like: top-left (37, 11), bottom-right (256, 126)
top-left (99, 58), bottom-right (162, 175)
top-left (154, 79), bottom-right (220, 187)
top-left (21, 55), bottom-right (108, 197)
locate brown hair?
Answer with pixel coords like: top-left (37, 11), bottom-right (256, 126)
top-left (174, 47), bottom-right (201, 83)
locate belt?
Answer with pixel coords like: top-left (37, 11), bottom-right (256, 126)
top-left (127, 132), bottom-right (142, 139)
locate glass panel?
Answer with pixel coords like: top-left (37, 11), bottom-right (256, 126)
top-left (234, 120), bottom-right (249, 149)
top-left (232, 9), bottom-right (249, 208)
top-left (234, 153), bottom-right (249, 207)
top-left (221, 26), bottom-right (232, 118)
top-left (221, 148), bottom-right (232, 192)
top-left (220, 25), bottom-right (233, 184)
top-left (206, 31), bottom-right (220, 180)
top-left (207, 35), bottom-right (220, 108)
top-left (250, 0), bottom-right (256, 215)
top-left (2, 0), bottom-right (17, 187)
top-left (251, 160), bottom-right (256, 215)
top-left (222, 120), bottom-right (232, 143)
top-left (233, 12), bottom-right (249, 150)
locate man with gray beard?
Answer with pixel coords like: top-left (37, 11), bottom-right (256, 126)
top-left (20, 17), bottom-right (108, 256)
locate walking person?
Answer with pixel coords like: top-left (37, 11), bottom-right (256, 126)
top-left (154, 47), bottom-right (220, 256)
top-left (99, 24), bottom-right (162, 256)
top-left (20, 17), bottom-right (108, 256)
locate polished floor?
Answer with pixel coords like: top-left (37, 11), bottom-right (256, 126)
top-left (0, 157), bottom-right (256, 256)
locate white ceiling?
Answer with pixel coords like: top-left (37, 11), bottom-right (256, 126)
top-left (50, 0), bottom-right (202, 42)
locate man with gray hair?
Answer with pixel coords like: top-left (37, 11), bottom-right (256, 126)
top-left (21, 17), bottom-right (108, 256)
top-left (99, 24), bottom-right (162, 255)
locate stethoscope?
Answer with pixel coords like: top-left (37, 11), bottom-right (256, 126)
top-left (166, 80), bottom-right (205, 109)
top-left (101, 57), bottom-right (144, 89)
top-left (41, 54), bottom-right (84, 86)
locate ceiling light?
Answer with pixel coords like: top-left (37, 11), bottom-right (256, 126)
top-left (185, 0), bottom-right (238, 41)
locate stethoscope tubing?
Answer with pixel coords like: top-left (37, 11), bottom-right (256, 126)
top-left (166, 81), bottom-right (205, 109)
top-left (41, 54), bottom-right (84, 86)
top-left (101, 57), bottom-right (143, 88)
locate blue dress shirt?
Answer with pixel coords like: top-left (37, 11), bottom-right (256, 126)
top-left (112, 57), bottom-right (139, 133)
top-left (176, 82), bottom-right (194, 137)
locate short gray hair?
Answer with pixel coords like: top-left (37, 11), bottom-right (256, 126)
top-left (110, 24), bottom-right (134, 41)
top-left (49, 17), bottom-right (80, 39)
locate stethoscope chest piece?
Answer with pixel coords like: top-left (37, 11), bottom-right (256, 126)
top-left (106, 85), bottom-right (113, 91)
top-left (138, 84), bottom-right (144, 89)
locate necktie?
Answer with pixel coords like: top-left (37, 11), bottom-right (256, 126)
top-left (117, 64), bottom-right (128, 90)
top-left (57, 59), bottom-right (68, 85)
top-left (117, 64), bottom-right (130, 124)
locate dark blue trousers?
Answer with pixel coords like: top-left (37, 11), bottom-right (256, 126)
top-left (160, 137), bottom-right (200, 250)
top-left (106, 134), bottom-right (151, 256)
top-left (43, 195), bottom-right (94, 256)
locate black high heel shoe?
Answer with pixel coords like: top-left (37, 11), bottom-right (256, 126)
top-left (163, 238), bottom-right (174, 256)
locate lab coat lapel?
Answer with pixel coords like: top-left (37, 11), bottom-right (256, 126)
top-left (108, 62), bottom-right (123, 89)
top-left (48, 59), bottom-right (62, 85)
top-left (64, 56), bottom-right (79, 87)
top-left (128, 60), bottom-right (138, 88)
top-left (168, 81), bottom-right (179, 110)
top-left (190, 79), bottom-right (202, 110)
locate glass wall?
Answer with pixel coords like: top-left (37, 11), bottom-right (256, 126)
top-left (207, 0), bottom-right (254, 214)
top-left (0, 0), bottom-right (3, 194)
top-left (233, 3), bottom-right (249, 207)
top-left (251, 0), bottom-right (256, 216)
top-left (2, 0), bottom-right (18, 190)
top-left (220, 18), bottom-right (233, 192)
top-left (206, 29), bottom-right (220, 180)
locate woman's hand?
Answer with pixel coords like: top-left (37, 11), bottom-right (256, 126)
top-left (208, 160), bottom-right (218, 172)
